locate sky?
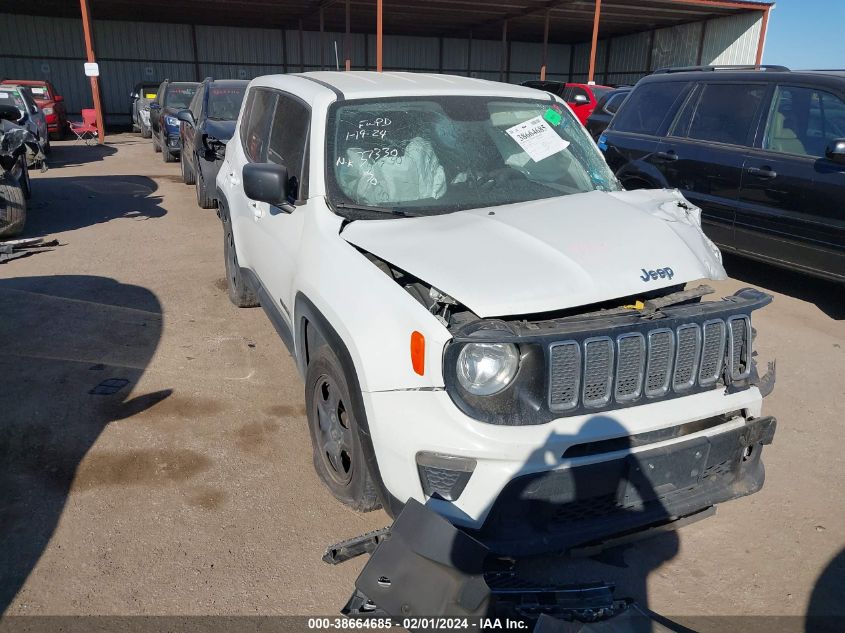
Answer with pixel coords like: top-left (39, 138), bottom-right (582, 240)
top-left (763, 0), bottom-right (845, 69)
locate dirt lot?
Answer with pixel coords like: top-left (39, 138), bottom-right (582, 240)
top-left (1, 136), bottom-right (843, 629)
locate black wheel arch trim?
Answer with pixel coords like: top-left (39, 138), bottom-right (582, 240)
top-left (294, 291), bottom-right (403, 518)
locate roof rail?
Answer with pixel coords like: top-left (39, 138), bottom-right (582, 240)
top-left (653, 64), bottom-right (790, 74)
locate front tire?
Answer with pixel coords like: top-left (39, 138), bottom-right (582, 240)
top-left (0, 171), bottom-right (27, 237)
top-left (196, 160), bottom-right (217, 209)
top-left (305, 345), bottom-right (381, 513)
top-left (181, 152), bottom-right (196, 184)
top-left (152, 130), bottom-right (162, 153)
top-left (222, 210), bottom-right (259, 308)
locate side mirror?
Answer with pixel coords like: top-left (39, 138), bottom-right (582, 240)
top-left (825, 138), bottom-right (845, 165)
top-left (176, 109), bottom-right (195, 126)
top-left (55, 95), bottom-right (64, 103)
top-left (243, 163), bottom-right (294, 210)
top-left (0, 104), bottom-right (19, 122)
top-left (572, 94), bottom-right (589, 105)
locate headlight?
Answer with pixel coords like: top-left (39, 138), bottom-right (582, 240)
top-left (456, 343), bottom-right (519, 396)
top-left (165, 115), bottom-right (178, 126)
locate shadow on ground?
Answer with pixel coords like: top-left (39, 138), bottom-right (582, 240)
top-left (0, 275), bottom-right (171, 613)
top-left (43, 142), bottom-right (116, 169)
top-left (21, 174), bottom-right (165, 237)
top-left (722, 253), bottom-right (844, 320)
top-left (807, 547), bottom-right (845, 633)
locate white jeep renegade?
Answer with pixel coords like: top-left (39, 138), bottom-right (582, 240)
top-left (217, 72), bottom-right (776, 555)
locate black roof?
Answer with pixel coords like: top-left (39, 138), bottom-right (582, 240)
top-left (639, 66), bottom-right (845, 89)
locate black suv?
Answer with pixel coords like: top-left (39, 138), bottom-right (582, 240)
top-left (150, 79), bottom-right (198, 162)
top-left (176, 78), bottom-right (247, 208)
top-left (599, 66), bottom-right (845, 282)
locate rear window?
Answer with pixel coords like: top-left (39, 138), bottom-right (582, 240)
top-left (610, 81), bottom-right (688, 136)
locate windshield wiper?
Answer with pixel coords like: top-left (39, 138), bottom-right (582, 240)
top-left (333, 202), bottom-right (413, 218)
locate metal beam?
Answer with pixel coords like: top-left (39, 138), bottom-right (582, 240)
top-left (588, 0), bottom-right (601, 84)
top-left (79, 0), bottom-right (105, 144)
top-left (376, 0), bottom-right (383, 72)
top-left (190, 24), bottom-right (201, 81)
top-left (345, 0), bottom-right (351, 70)
top-left (319, 6), bottom-right (325, 70)
top-left (540, 8), bottom-right (550, 80)
top-left (299, 18), bottom-right (305, 72)
top-left (754, 6), bottom-right (771, 66)
top-left (499, 18), bottom-right (508, 82)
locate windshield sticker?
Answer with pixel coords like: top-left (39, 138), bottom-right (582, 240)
top-left (543, 107), bottom-right (562, 127)
top-left (505, 115), bottom-right (570, 162)
top-left (0, 93), bottom-right (8, 99)
top-left (30, 87), bottom-right (47, 96)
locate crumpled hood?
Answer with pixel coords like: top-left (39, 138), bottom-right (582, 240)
top-left (342, 189), bottom-right (726, 318)
top-left (204, 119), bottom-right (236, 142)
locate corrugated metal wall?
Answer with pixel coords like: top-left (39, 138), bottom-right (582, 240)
top-left (0, 10), bottom-right (762, 125)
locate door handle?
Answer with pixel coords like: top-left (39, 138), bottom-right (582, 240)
top-left (746, 166), bottom-right (777, 179)
top-left (653, 150), bottom-right (679, 162)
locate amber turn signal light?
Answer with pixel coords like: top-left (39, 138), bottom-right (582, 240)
top-left (410, 331), bottom-right (425, 376)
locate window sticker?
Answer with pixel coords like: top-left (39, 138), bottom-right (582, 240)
top-left (543, 107), bottom-right (562, 127)
top-left (505, 115), bottom-right (570, 162)
top-left (0, 93), bottom-right (8, 99)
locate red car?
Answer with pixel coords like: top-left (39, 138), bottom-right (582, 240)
top-left (0, 79), bottom-right (68, 139)
top-left (521, 80), bottom-right (614, 125)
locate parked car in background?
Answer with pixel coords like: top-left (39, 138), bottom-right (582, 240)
top-left (599, 65), bottom-right (845, 282)
top-left (177, 78), bottom-right (247, 208)
top-left (0, 85), bottom-right (49, 155)
top-left (129, 81), bottom-right (160, 138)
top-left (217, 72), bottom-right (776, 557)
top-left (0, 79), bottom-right (67, 140)
top-left (149, 80), bottom-right (198, 162)
top-left (521, 80), bottom-right (614, 124)
top-left (585, 86), bottom-right (631, 140)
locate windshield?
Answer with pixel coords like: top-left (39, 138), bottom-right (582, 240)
top-left (207, 85), bottom-right (246, 121)
top-left (326, 95), bottom-right (619, 215)
top-left (0, 89), bottom-right (26, 112)
top-left (164, 85), bottom-right (196, 109)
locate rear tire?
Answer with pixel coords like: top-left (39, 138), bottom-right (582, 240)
top-left (305, 345), bottom-right (381, 513)
top-left (181, 152), bottom-right (196, 185)
top-left (0, 171), bottom-right (27, 238)
top-left (221, 209), bottom-right (259, 308)
top-left (196, 161), bottom-right (216, 209)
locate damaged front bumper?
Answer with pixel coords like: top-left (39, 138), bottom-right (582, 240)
top-left (329, 499), bottom-right (692, 632)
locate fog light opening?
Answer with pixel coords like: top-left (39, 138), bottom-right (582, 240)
top-left (416, 452), bottom-right (476, 502)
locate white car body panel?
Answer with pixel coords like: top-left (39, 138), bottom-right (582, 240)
top-left (343, 188), bottom-right (726, 317)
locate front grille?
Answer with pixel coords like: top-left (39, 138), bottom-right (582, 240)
top-left (549, 317), bottom-right (748, 414)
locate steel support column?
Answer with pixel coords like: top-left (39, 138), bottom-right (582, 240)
top-left (376, 0), bottom-right (383, 72)
top-left (319, 7), bottom-right (325, 70)
top-left (467, 30), bottom-right (473, 77)
top-left (540, 9), bottom-right (550, 80)
top-left (755, 7), bottom-right (771, 66)
top-left (345, 0), bottom-right (351, 71)
top-left (79, 0), bottom-right (105, 143)
top-left (588, 0), bottom-right (601, 84)
top-left (299, 19), bottom-right (305, 72)
top-left (499, 19), bottom-right (508, 83)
